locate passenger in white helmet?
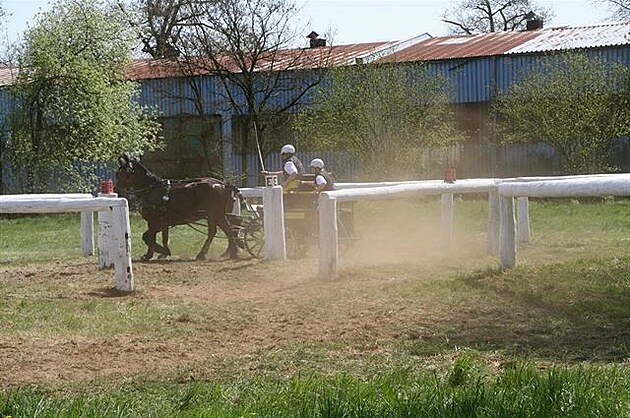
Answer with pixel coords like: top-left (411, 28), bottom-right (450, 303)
top-left (262, 144), bottom-right (304, 191)
top-left (308, 158), bottom-right (335, 193)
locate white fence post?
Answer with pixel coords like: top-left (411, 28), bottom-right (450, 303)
top-left (80, 211), bottom-right (94, 256)
top-left (499, 195), bottom-right (516, 268)
top-left (262, 181), bottom-right (286, 260)
top-left (516, 196), bottom-right (531, 243)
top-left (111, 203), bottom-right (134, 292)
top-left (318, 193), bottom-right (338, 279)
top-left (97, 191), bottom-right (117, 269)
top-left (487, 189), bottom-right (500, 255)
top-left (440, 193), bottom-right (453, 250)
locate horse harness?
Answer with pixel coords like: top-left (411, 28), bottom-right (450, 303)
top-left (127, 179), bottom-right (172, 213)
top-left (127, 178), bottom-right (231, 229)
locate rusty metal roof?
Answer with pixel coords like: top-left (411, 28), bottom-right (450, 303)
top-left (0, 67), bottom-right (17, 87)
top-left (379, 21), bottom-right (630, 62)
top-left (379, 31), bottom-right (540, 62)
top-left (127, 41), bottom-right (394, 80)
top-left (2, 42), bottom-right (394, 85)
top-left (2, 22), bottom-right (629, 85)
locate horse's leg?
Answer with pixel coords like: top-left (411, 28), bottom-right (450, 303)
top-left (163, 227), bottom-right (171, 256)
top-left (142, 223), bottom-right (170, 261)
top-left (141, 227), bottom-right (158, 261)
top-left (157, 227), bottom-right (171, 259)
top-left (219, 216), bottom-right (238, 258)
top-left (217, 215), bottom-right (239, 260)
top-left (196, 220), bottom-right (217, 261)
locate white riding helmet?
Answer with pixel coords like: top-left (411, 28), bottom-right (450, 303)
top-left (280, 144), bottom-right (295, 155)
top-left (309, 158), bottom-right (324, 169)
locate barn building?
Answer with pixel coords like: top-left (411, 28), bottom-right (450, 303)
top-left (1, 19), bottom-right (629, 191)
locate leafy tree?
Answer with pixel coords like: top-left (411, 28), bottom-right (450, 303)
top-left (7, 0), bottom-right (160, 192)
top-left (442, 0), bottom-right (553, 34)
top-left (294, 62), bottom-right (463, 180)
top-left (492, 52), bottom-right (630, 174)
top-left (596, 0), bottom-right (630, 19)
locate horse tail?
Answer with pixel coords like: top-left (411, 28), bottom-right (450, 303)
top-left (227, 184), bottom-right (241, 201)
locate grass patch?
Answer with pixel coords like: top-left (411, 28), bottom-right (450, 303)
top-left (0, 212), bottom-right (233, 264)
top-left (1, 362), bottom-right (628, 417)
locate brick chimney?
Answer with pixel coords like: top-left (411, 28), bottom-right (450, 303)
top-left (307, 31), bottom-right (326, 48)
top-left (525, 11), bottom-right (543, 30)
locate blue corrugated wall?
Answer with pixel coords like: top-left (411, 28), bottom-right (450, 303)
top-left (2, 46), bottom-right (630, 192)
top-left (429, 46), bottom-right (630, 103)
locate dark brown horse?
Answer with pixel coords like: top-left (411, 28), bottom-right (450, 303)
top-left (115, 156), bottom-right (241, 261)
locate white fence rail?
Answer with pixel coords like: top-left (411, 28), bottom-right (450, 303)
top-left (497, 173), bottom-right (630, 268)
top-left (316, 174), bottom-right (630, 278)
top-left (0, 193), bottom-right (96, 255)
top-left (0, 195), bottom-right (134, 292)
top-left (7, 174), bottom-right (625, 288)
top-left (318, 179), bottom-right (499, 278)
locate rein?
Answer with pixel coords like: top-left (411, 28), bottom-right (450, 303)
top-left (127, 179), bottom-right (167, 196)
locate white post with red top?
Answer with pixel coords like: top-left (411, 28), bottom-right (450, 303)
top-left (98, 179), bottom-right (117, 269)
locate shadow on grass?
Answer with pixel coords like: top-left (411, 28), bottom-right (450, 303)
top-left (409, 260), bottom-right (630, 363)
top-left (87, 287), bottom-right (134, 298)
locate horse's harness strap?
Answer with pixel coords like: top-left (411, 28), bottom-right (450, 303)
top-left (163, 180), bottom-right (171, 204)
top-left (129, 180), bottom-right (171, 212)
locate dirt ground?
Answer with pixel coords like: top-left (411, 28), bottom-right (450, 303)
top-left (0, 261), bottom-right (428, 387)
top-left (1, 202), bottom-right (626, 389)
top-left (0, 215), bottom-right (481, 389)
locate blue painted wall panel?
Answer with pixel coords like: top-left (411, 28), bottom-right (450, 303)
top-left (424, 46), bottom-right (630, 103)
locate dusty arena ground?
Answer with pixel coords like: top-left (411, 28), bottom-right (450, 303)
top-left (1, 199), bottom-right (628, 389)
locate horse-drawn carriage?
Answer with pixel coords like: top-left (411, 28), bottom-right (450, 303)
top-left (115, 156), bottom-right (358, 261)
top-left (240, 175), bottom-right (359, 259)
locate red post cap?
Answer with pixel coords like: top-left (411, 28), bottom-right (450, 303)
top-left (100, 179), bottom-right (114, 194)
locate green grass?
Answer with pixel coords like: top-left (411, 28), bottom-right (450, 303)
top-left (1, 362), bottom-right (628, 417)
top-left (0, 297), bottom-right (205, 337)
top-left (0, 212), bottom-right (232, 263)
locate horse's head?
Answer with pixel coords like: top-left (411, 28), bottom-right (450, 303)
top-left (115, 155), bottom-right (154, 196)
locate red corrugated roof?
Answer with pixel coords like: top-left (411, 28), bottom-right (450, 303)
top-left (378, 31), bottom-right (541, 63)
top-left (3, 22), bottom-right (629, 85)
top-left (126, 42), bottom-right (393, 80)
top-left (379, 21), bottom-right (630, 63)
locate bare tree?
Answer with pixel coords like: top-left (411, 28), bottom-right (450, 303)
top-left (596, 0), bottom-right (630, 19)
top-left (171, 0), bottom-right (332, 182)
top-left (442, 0), bottom-right (553, 34)
top-left (116, 0), bottom-right (204, 58)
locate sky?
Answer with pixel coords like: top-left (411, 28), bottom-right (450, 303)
top-left (1, 0), bottom-right (616, 46)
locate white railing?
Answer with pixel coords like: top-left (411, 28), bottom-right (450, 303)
top-left (6, 174), bottom-right (626, 286)
top-left (317, 174), bottom-right (630, 278)
top-left (0, 195), bottom-right (134, 292)
top-left (0, 193), bottom-right (96, 255)
top-left (318, 179), bottom-right (499, 278)
top-left (497, 173), bottom-right (630, 268)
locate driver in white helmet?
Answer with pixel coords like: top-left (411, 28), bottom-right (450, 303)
top-left (308, 158), bottom-right (335, 193)
top-left (262, 144), bottom-right (304, 191)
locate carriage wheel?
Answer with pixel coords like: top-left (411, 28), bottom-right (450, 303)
top-left (285, 225), bottom-right (309, 259)
top-left (243, 221), bottom-right (264, 259)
